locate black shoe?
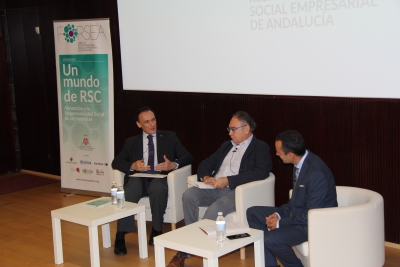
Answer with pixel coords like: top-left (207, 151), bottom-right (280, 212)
top-left (114, 235), bottom-right (127, 255)
top-left (148, 227), bottom-right (162, 246)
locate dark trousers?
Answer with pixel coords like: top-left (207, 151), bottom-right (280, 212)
top-left (246, 206), bottom-right (307, 267)
top-left (117, 176), bottom-right (168, 233)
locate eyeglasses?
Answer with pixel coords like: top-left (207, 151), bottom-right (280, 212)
top-left (227, 125), bottom-right (247, 132)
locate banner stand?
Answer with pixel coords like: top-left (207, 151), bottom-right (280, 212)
top-left (54, 19), bottom-right (114, 194)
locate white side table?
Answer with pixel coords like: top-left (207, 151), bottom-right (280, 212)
top-left (154, 219), bottom-right (264, 267)
top-left (51, 197), bottom-right (147, 267)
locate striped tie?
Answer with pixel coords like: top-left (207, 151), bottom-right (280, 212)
top-left (293, 167), bottom-right (300, 189)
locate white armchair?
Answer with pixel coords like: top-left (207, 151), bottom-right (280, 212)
top-left (188, 172), bottom-right (275, 259)
top-left (113, 165), bottom-right (191, 230)
top-left (291, 186), bottom-right (385, 267)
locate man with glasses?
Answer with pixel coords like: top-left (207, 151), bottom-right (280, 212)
top-left (167, 111), bottom-right (273, 267)
top-left (111, 106), bottom-right (193, 255)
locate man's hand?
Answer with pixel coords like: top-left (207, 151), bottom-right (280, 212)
top-left (155, 155), bottom-right (177, 171)
top-left (131, 160), bottom-right (150, 172)
top-left (266, 213), bottom-right (279, 230)
top-left (213, 177), bottom-right (229, 189)
top-left (204, 176), bottom-right (217, 185)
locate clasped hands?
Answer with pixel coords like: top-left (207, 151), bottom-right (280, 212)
top-left (131, 155), bottom-right (177, 172)
top-left (266, 213), bottom-right (279, 230)
top-left (203, 176), bottom-right (229, 189)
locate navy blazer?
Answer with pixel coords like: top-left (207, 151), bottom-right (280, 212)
top-left (197, 135), bottom-right (273, 190)
top-left (277, 151), bottom-right (337, 227)
top-left (112, 130), bottom-right (193, 182)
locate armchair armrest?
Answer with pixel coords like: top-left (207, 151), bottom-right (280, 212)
top-left (307, 192), bottom-right (384, 267)
top-left (113, 169), bottom-right (125, 186)
top-left (235, 172), bottom-right (275, 226)
top-left (187, 174), bottom-right (197, 186)
top-left (167, 165), bottom-right (192, 211)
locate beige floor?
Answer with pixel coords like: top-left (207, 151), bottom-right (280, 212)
top-left (0, 177), bottom-right (398, 267)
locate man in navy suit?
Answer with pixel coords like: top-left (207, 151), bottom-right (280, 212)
top-left (111, 106), bottom-right (193, 255)
top-left (167, 111), bottom-right (273, 267)
top-left (247, 130), bottom-right (337, 267)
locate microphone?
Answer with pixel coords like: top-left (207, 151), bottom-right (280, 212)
top-left (232, 147), bottom-right (238, 153)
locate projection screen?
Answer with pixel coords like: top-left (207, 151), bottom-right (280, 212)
top-left (117, 0), bottom-right (400, 99)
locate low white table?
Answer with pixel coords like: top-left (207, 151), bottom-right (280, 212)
top-left (154, 219), bottom-right (264, 267)
top-left (51, 197), bottom-right (147, 267)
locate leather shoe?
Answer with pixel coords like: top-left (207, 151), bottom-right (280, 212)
top-left (114, 239), bottom-right (127, 255)
top-left (148, 227), bottom-right (162, 246)
top-left (166, 255), bottom-right (185, 267)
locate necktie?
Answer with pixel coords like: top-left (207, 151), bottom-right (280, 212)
top-left (293, 167), bottom-right (300, 189)
top-left (147, 135), bottom-right (156, 174)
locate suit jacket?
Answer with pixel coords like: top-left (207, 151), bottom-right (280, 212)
top-left (197, 135), bottom-right (273, 190)
top-left (112, 130), bottom-right (193, 182)
top-left (277, 150), bottom-right (337, 227)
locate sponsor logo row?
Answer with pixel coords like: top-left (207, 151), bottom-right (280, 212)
top-left (65, 157), bottom-right (109, 166)
top-left (65, 157), bottom-right (108, 176)
top-left (70, 167), bottom-right (105, 176)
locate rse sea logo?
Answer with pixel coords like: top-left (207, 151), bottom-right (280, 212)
top-left (63, 24), bottom-right (78, 43)
top-left (56, 23), bottom-right (107, 43)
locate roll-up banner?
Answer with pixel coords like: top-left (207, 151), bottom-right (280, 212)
top-left (53, 19), bottom-right (114, 194)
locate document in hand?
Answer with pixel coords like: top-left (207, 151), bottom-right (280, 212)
top-left (199, 222), bottom-right (250, 235)
top-left (187, 181), bottom-right (214, 189)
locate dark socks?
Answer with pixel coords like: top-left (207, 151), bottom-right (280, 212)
top-left (116, 231), bottom-right (127, 240)
top-left (152, 227), bottom-right (162, 234)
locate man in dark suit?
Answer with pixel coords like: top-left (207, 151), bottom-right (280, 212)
top-left (247, 130), bottom-right (337, 267)
top-left (111, 106), bottom-right (192, 255)
top-left (167, 111), bottom-right (273, 267)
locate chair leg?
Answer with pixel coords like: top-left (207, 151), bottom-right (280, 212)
top-left (240, 247), bottom-right (245, 259)
top-left (171, 223), bottom-right (176, 230)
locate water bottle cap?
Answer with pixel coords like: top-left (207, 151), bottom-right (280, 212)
top-left (218, 212), bottom-right (223, 215)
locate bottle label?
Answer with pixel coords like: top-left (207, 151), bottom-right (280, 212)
top-left (216, 221), bottom-right (226, 231)
top-left (111, 188), bottom-right (117, 196)
top-left (117, 191), bottom-right (124, 199)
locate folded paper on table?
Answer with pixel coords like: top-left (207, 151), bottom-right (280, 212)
top-left (86, 198), bottom-right (111, 207)
top-left (187, 181), bottom-right (214, 189)
top-left (199, 222), bottom-right (250, 235)
top-left (129, 173), bottom-right (167, 178)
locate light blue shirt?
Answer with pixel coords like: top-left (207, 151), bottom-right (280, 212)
top-left (294, 150), bottom-right (308, 173)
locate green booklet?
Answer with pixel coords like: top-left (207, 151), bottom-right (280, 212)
top-left (87, 198), bottom-right (111, 207)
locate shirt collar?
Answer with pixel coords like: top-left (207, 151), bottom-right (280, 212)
top-left (143, 132), bottom-right (156, 138)
top-left (231, 134), bottom-right (253, 148)
top-left (294, 150), bottom-right (309, 170)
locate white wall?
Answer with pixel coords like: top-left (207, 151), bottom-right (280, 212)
top-left (117, 0), bottom-right (400, 99)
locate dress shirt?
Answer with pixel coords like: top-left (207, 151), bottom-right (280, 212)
top-left (142, 133), bottom-right (158, 167)
top-left (294, 150), bottom-right (308, 173)
top-left (130, 132), bottom-right (159, 172)
top-left (214, 135), bottom-right (253, 179)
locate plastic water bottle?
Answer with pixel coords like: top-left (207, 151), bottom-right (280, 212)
top-left (216, 212), bottom-right (226, 242)
top-left (111, 182), bottom-right (118, 205)
top-left (117, 185), bottom-right (125, 208)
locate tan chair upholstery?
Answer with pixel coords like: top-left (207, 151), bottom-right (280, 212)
top-left (113, 164), bottom-right (191, 230)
